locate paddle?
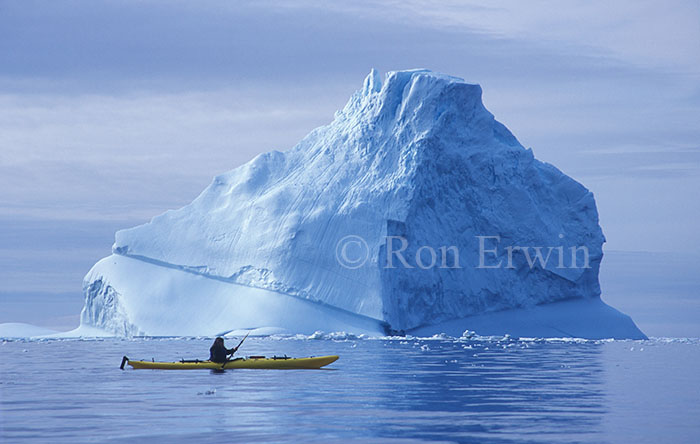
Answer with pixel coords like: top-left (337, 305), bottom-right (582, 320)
top-left (221, 331), bottom-right (251, 369)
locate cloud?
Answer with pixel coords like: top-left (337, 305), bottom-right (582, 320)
top-left (285, 0), bottom-right (700, 74)
top-left (0, 86), bottom-right (349, 220)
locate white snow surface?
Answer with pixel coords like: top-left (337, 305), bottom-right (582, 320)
top-left (409, 298), bottom-right (645, 340)
top-left (82, 69), bottom-right (644, 339)
top-left (0, 323), bottom-right (57, 338)
top-left (81, 254), bottom-right (386, 336)
top-left (0, 322), bottom-right (114, 339)
top-left (42, 324), bottom-right (114, 339)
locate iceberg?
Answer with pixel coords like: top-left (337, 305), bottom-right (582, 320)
top-left (80, 69), bottom-right (646, 339)
top-left (0, 322), bottom-right (57, 338)
top-left (0, 322), bottom-right (113, 339)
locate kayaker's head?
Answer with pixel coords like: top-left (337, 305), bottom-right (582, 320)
top-left (214, 337), bottom-right (224, 345)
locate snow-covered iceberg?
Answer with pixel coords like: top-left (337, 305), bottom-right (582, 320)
top-left (81, 69), bottom-right (646, 339)
top-left (0, 322), bottom-right (57, 338)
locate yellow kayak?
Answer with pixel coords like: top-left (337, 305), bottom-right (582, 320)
top-left (121, 355), bottom-right (339, 370)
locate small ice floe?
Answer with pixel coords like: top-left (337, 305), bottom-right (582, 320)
top-left (461, 330), bottom-right (476, 339)
top-left (308, 330), bottom-right (325, 340)
top-left (304, 331), bottom-right (361, 341)
top-left (429, 333), bottom-right (450, 340)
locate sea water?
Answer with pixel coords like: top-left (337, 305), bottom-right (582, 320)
top-left (1, 336), bottom-right (699, 443)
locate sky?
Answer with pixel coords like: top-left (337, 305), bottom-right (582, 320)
top-left (0, 0), bottom-right (698, 334)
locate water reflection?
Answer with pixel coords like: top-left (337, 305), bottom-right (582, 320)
top-left (1, 338), bottom-right (609, 443)
top-left (349, 339), bottom-right (607, 443)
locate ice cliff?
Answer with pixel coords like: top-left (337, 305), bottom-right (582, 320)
top-left (81, 69), bottom-right (646, 339)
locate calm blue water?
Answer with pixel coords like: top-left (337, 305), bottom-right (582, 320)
top-left (1, 336), bottom-right (699, 443)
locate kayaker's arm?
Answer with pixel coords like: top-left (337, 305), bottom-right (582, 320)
top-left (229, 332), bottom-right (250, 356)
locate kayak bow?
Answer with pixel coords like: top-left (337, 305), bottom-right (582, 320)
top-left (121, 355), bottom-right (339, 370)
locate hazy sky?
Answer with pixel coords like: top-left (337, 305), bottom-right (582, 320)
top-left (1, 0), bottom-right (698, 332)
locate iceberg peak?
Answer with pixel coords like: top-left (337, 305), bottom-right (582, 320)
top-left (362, 68), bottom-right (382, 94)
top-left (340, 69), bottom-right (489, 147)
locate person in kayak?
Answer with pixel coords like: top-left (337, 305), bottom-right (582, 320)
top-left (209, 337), bottom-right (239, 363)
